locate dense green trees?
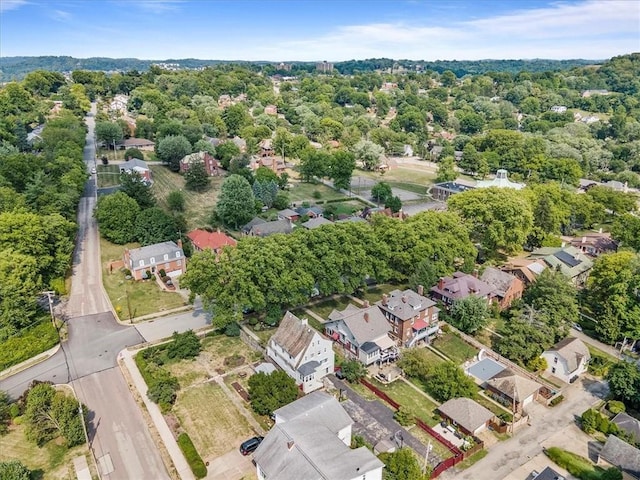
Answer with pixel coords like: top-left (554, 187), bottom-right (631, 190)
top-left (157, 135), bottom-right (192, 171)
top-left (611, 214), bottom-right (640, 251)
top-left (449, 295), bottom-right (490, 334)
top-left (606, 361), bottom-right (640, 410)
top-left (215, 174), bottom-right (256, 229)
top-left (95, 191), bottom-right (140, 244)
top-left (0, 460), bottom-right (31, 480)
top-left (184, 161), bottom-right (211, 192)
top-left (379, 448), bottom-right (429, 480)
top-left (248, 371), bottom-right (298, 415)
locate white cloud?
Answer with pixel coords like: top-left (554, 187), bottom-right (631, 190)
top-left (124, 0), bottom-right (185, 14)
top-left (0, 0), bottom-right (29, 13)
top-left (240, 0), bottom-right (640, 61)
top-left (51, 9), bottom-right (71, 21)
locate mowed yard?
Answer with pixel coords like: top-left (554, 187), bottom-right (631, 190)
top-left (150, 165), bottom-right (224, 230)
top-left (0, 423), bottom-right (95, 480)
top-left (100, 237), bottom-right (186, 320)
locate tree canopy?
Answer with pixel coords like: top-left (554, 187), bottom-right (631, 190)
top-left (215, 174), bottom-right (256, 229)
top-left (248, 371), bottom-right (298, 416)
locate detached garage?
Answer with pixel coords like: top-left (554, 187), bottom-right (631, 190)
top-left (438, 397), bottom-right (496, 436)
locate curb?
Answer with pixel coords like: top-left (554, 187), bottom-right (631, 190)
top-left (0, 344), bottom-right (61, 380)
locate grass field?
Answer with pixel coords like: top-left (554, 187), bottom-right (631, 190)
top-left (198, 334), bottom-right (263, 375)
top-left (100, 238), bottom-right (187, 320)
top-left (150, 165), bottom-right (224, 230)
top-left (287, 182), bottom-right (347, 204)
top-left (354, 283), bottom-right (411, 304)
top-left (475, 392), bottom-right (513, 421)
top-left (96, 164), bottom-right (121, 188)
top-left (368, 377), bottom-right (440, 426)
top-left (173, 383), bottom-right (255, 460)
top-left (308, 296), bottom-right (355, 320)
top-left (328, 200), bottom-right (366, 216)
top-left (356, 166), bottom-right (438, 186)
top-left (431, 333), bottom-right (479, 364)
top-left (0, 423), bottom-right (93, 479)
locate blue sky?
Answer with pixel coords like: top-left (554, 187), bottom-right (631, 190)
top-left (1, 0), bottom-right (638, 61)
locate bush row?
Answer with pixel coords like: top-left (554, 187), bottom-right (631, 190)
top-left (0, 320), bottom-right (58, 371)
top-left (177, 433), bottom-right (207, 479)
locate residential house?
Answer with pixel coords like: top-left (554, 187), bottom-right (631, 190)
top-left (259, 138), bottom-right (275, 157)
top-left (264, 105), bottom-right (278, 116)
top-left (296, 206), bottom-right (324, 218)
top-left (582, 89), bottom-right (610, 97)
top-left (118, 158), bottom-right (152, 183)
top-left (242, 217), bottom-right (267, 235)
top-left (541, 337), bottom-right (591, 383)
top-left (500, 258), bottom-right (547, 286)
top-left (186, 229), bottom-right (236, 254)
top-left (124, 241), bottom-right (185, 280)
top-left (437, 397), bottom-right (496, 436)
top-left (218, 94), bottom-right (232, 108)
top-left (109, 94), bottom-right (128, 113)
top-left (376, 286), bottom-right (439, 347)
top-left (528, 246), bottom-right (593, 287)
top-left (232, 136), bottom-right (247, 152)
top-left (475, 169), bottom-right (525, 190)
top-left (480, 267), bottom-right (524, 310)
top-left (485, 369), bottom-right (541, 413)
top-left (324, 304), bottom-right (398, 366)
top-left (612, 413), bottom-right (640, 445)
top-left (277, 208), bottom-right (300, 223)
top-left (550, 106), bottom-right (567, 113)
top-left (598, 435), bottom-right (640, 479)
top-left (301, 217), bottom-right (334, 230)
top-left (267, 312), bottom-right (334, 393)
top-left (429, 180), bottom-right (476, 202)
top-left (254, 391), bottom-right (384, 480)
top-left (254, 156), bottom-right (287, 174)
top-left (27, 124), bottom-right (45, 144)
top-left (121, 137), bottom-right (155, 151)
top-left (569, 232), bottom-right (618, 257)
top-left (179, 151), bottom-right (222, 176)
top-left (248, 219), bottom-right (293, 237)
top-left (527, 466), bottom-right (566, 480)
top-left (429, 272), bottom-right (495, 309)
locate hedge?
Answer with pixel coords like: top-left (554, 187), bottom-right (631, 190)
top-left (177, 433), bottom-right (207, 479)
top-left (0, 319), bottom-right (58, 370)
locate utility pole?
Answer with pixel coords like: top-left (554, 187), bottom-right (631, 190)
top-left (42, 291), bottom-right (56, 328)
top-left (423, 438), bottom-right (432, 474)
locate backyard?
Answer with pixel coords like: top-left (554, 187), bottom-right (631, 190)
top-left (367, 377), bottom-right (440, 426)
top-left (96, 163), bottom-right (121, 188)
top-left (307, 296), bottom-right (355, 320)
top-left (150, 165), bottom-right (224, 230)
top-left (287, 181), bottom-right (348, 204)
top-left (431, 333), bottom-right (479, 364)
top-left (0, 423), bottom-right (96, 480)
top-left (100, 238), bottom-right (187, 320)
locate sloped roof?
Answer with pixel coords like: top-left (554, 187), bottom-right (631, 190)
top-left (187, 229), bottom-right (236, 251)
top-left (250, 219), bottom-right (293, 237)
top-left (476, 169), bottom-right (525, 190)
top-left (270, 312), bottom-right (316, 360)
top-left (430, 271), bottom-right (495, 301)
top-left (274, 391), bottom-right (352, 432)
top-left (599, 434), bottom-right (640, 478)
top-left (438, 398), bottom-right (495, 433)
top-left (119, 158), bottom-right (149, 171)
top-left (480, 267), bottom-right (520, 298)
top-left (180, 151), bottom-right (210, 165)
top-left (377, 288), bottom-right (436, 321)
top-left (242, 216), bottom-right (266, 232)
top-left (546, 337), bottom-right (590, 373)
top-left (301, 217), bottom-right (334, 229)
top-left (612, 413), bottom-right (640, 443)
top-left (327, 305), bottom-right (390, 346)
top-left (127, 241), bottom-right (183, 269)
top-left (122, 137), bottom-right (154, 147)
top-left (529, 246), bottom-right (593, 279)
top-left (487, 369), bottom-right (541, 402)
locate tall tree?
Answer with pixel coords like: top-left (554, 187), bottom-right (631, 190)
top-left (215, 175), bottom-right (255, 229)
top-left (184, 161), bottom-right (210, 192)
top-left (156, 135), bottom-right (192, 172)
top-left (214, 141), bottom-right (241, 170)
top-left (435, 156), bottom-right (457, 182)
top-left (450, 295), bottom-right (489, 334)
top-left (329, 150), bottom-right (356, 190)
top-left (95, 121), bottom-right (123, 151)
top-left (95, 191), bottom-right (140, 244)
top-left (248, 371), bottom-right (298, 415)
top-left (134, 208), bottom-right (178, 246)
top-left (119, 171), bottom-right (155, 209)
top-left (299, 149), bottom-right (330, 182)
top-left (611, 214), bottom-right (640, 251)
top-left (371, 182), bottom-right (393, 205)
top-left (353, 139), bottom-right (384, 171)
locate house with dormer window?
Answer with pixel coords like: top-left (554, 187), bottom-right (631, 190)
top-left (123, 241), bottom-right (185, 280)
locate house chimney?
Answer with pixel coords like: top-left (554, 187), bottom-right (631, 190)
top-left (598, 227), bottom-right (603, 234)
top-left (382, 294), bottom-right (388, 306)
top-left (177, 239), bottom-right (183, 248)
top-left (217, 228), bottom-right (221, 234)
top-left (472, 269), bottom-right (478, 278)
top-left (582, 236), bottom-right (586, 244)
top-left (438, 278), bottom-right (445, 290)
top-left (402, 295), bottom-right (407, 303)
top-left (363, 300), bottom-right (370, 308)
top-left (417, 285), bottom-right (424, 296)
top-left (287, 440), bottom-right (295, 450)
top-left (364, 312), bottom-right (369, 322)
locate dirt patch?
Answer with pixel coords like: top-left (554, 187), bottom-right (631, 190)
top-left (232, 382), bottom-right (250, 402)
top-left (224, 354), bottom-right (245, 368)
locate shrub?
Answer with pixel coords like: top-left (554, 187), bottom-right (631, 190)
top-left (9, 403), bottom-right (20, 418)
top-left (341, 360), bottom-right (366, 383)
top-left (393, 406), bottom-right (414, 426)
top-left (0, 319), bottom-right (58, 371)
top-left (165, 330), bottom-right (201, 360)
top-left (177, 433), bottom-right (207, 479)
top-left (225, 322), bottom-right (240, 337)
top-left (549, 395), bottom-right (564, 407)
top-left (312, 190), bottom-right (322, 199)
top-left (607, 400), bottom-right (626, 415)
top-left (147, 378), bottom-right (179, 411)
top-left (50, 277), bottom-right (67, 295)
top-left (0, 460), bottom-right (31, 480)
top-left (159, 269), bottom-right (166, 277)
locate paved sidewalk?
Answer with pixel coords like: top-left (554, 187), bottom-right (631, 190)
top-left (119, 348), bottom-right (195, 480)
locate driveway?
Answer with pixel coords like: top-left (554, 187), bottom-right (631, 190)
top-left (328, 376), bottom-right (441, 469)
top-left (205, 449), bottom-right (255, 480)
top-left (440, 376), bottom-right (609, 480)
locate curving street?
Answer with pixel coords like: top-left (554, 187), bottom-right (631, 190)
top-left (0, 104), bottom-right (209, 479)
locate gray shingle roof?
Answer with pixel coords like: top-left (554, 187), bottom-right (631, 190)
top-left (547, 337), bottom-right (590, 373)
top-left (532, 466), bottom-right (565, 480)
top-left (119, 158), bottom-right (149, 171)
top-left (127, 241), bottom-right (183, 270)
top-left (612, 413), bottom-right (640, 443)
top-left (298, 360), bottom-right (320, 376)
top-left (438, 398), bottom-right (495, 434)
top-left (256, 392), bottom-right (383, 480)
top-left (430, 271), bottom-right (495, 301)
top-left (599, 434), bottom-right (640, 478)
top-left (242, 216), bottom-right (266, 233)
top-left (480, 267), bottom-right (519, 298)
top-left (301, 217), bottom-right (334, 229)
top-left (487, 369), bottom-right (541, 402)
top-left (377, 288), bottom-right (436, 321)
top-left (530, 246), bottom-right (593, 280)
top-left (250, 219), bottom-right (293, 237)
top-left (327, 305), bottom-right (390, 346)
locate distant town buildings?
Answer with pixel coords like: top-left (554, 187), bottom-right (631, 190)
top-left (316, 61), bottom-right (334, 73)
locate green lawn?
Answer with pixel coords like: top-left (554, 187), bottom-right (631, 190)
top-left (0, 422), bottom-right (94, 479)
top-left (586, 345), bottom-right (618, 377)
top-left (96, 164), bottom-right (121, 187)
top-left (308, 296), bottom-right (355, 320)
top-left (100, 238), bottom-right (187, 321)
top-left (368, 377), bottom-right (440, 426)
top-left (386, 181), bottom-right (429, 195)
top-left (150, 165), bottom-right (225, 230)
top-left (475, 393), bottom-right (513, 422)
top-left (287, 182), bottom-right (347, 203)
top-left (431, 333), bottom-right (479, 364)
top-left (354, 283), bottom-right (411, 304)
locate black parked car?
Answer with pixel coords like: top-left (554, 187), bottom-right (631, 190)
top-left (240, 436), bottom-right (263, 455)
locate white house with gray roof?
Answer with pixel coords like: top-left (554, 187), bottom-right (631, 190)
top-left (324, 304), bottom-right (398, 365)
top-left (124, 241), bottom-right (185, 280)
top-left (267, 312), bottom-right (334, 393)
top-left (254, 391), bottom-right (384, 480)
top-left (541, 337), bottom-right (590, 383)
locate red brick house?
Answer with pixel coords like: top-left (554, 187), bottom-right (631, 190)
top-left (376, 286), bottom-right (440, 347)
top-left (187, 229), bottom-right (237, 254)
top-left (429, 271), bottom-right (495, 309)
top-left (124, 241), bottom-right (185, 280)
top-left (179, 151), bottom-right (222, 176)
top-left (480, 267), bottom-right (524, 310)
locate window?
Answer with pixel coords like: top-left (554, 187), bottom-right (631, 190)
top-left (554, 357), bottom-right (558, 364)
top-left (139, 260), bottom-right (144, 267)
top-left (164, 254), bottom-right (169, 261)
top-left (176, 251), bottom-right (181, 258)
top-left (150, 257), bottom-right (155, 264)
top-left (177, 260), bottom-right (182, 266)
top-left (552, 367), bottom-right (556, 374)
